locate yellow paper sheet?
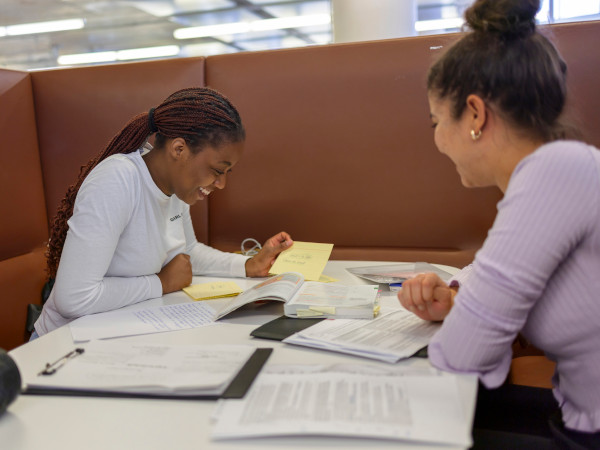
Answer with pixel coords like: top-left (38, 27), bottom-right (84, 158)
top-left (296, 309), bottom-right (324, 317)
top-left (183, 281), bottom-right (243, 301)
top-left (269, 241), bottom-right (334, 281)
top-left (318, 274), bottom-right (338, 283)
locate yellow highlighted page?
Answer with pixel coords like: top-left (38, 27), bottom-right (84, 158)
top-left (183, 281), bottom-right (243, 301)
top-left (269, 241), bottom-right (334, 281)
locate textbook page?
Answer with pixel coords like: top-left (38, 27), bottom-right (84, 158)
top-left (283, 308), bottom-right (440, 363)
top-left (27, 340), bottom-right (255, 396)
top-left (211, 364), bottom-right (472, 447)
top-left (212, 272), bottom-right (304, 319)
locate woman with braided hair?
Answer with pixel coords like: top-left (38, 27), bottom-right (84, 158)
top-left (34, 87), bottom-right (292, 337)
top-left (398, 0), bottom-right (600, 447)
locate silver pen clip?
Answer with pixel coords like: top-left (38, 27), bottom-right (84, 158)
top-left (38, 348), bottom-right (85, 376)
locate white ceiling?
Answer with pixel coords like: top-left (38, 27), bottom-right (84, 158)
top-left (1, 0), bottom-right (597, 71)
top-left (0, 0), bottom-right (335, 70)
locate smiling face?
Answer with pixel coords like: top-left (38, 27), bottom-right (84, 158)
top-left (428, 93), bottom-right (490, 188)
top-left (169, 139), bottom-right (244, 205)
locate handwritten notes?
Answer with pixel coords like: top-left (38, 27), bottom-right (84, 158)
top-left (69, 302), bottom-right (218, 342)
top-left (269, 241), bottom-right (333, 281)
top-left (183, 281), bottom-right (243, 301)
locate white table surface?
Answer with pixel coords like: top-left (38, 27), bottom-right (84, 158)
top-left (2, 261), bottom-right (475, 450)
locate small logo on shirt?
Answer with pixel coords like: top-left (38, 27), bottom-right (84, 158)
top-left (170, 214), bottom-right (182, 222)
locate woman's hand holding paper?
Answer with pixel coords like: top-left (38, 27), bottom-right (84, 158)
top-left (245, 232), bottom-right (293, 277)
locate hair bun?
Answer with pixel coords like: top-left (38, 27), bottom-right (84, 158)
top-left (465, 0), bottom-right (539, 38)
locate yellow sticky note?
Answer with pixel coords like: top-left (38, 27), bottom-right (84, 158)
top-left (296, 309), bottom-right (324, 317)
top-left (309, 306), bottom-right (336, 315)
top-left (269, 241), bottom-right (334, 281)
top-left (373, 304), bottom-right (381, 317)
top-left (318, 274), bottom-right (338, 283)
top-left (183, 281), bottom-right (243, 301)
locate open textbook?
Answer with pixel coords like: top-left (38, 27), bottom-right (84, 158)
top-left (23, 340), bottom-right (270, 399)
top-left (211, 363), bottom-right (474, 448)
top-left (69, 273), bottom-right (378, 342)
top-left (210, 272), bottom-right (379, 320)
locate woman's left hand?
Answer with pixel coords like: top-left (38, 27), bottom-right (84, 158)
top-left (245, 232), bottom-right (293, 277)
top-left (398, 272), bottom-right (455, 322)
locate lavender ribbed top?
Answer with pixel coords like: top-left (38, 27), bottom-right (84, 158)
top-left (429, 140), bottom-right (600, 432)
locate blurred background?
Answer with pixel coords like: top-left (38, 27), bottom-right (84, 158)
top-left (1, 0), bottom-right (599, 71)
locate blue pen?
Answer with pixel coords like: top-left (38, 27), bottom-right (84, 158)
top-left (389, 282), bottom-right (403, 292)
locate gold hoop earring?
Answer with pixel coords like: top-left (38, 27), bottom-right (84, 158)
top-left (470, 129), bottom-right (482, 141)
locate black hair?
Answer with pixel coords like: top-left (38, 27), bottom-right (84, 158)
top-left (427, 0), bottom-right (568, 142)
top-left (47, 87), bottom-right (244, 279)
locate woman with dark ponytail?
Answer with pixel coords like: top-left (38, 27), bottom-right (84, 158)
top-left (399, 0), bottom-right (600, 447)
top-left (35, 87), bottom-right (292, 337)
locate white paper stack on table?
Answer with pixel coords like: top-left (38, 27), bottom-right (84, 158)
top-left (25, 340), bottom-right (256, 398)
top-left (283, 308), bottom-right (441, 363)
top-left (346, 262), bottom-right (453, 292)
top-left (211, 363), bottom-right (474, 448)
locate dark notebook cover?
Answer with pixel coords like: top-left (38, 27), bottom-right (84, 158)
top-left (250, 315), bottom-right (325, 341)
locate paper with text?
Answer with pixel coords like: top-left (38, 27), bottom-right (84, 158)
top-left (211, 365), bottom-right (471, 447)
top-left (269, 241), bottom-right (333, 281)
top-left (28, 340), bottom-right (254, 396)
top-left (284, 283), bottom-right (379, 319)
top-left (212, 272), bottom-right (304, 319)
top-left (283, 308), bottom-right (440, 363)
top-left (69, 302), bottom-right (218, 342)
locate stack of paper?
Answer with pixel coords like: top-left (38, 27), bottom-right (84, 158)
top-left (283, 309), bottom-right (440, 363)
top-left (283, 283), bottom-right (379, 319)
top-left (25, 340), bottom-right (255, 397)
top-left (346, 262), bottom-right (453, 289)
top-left (211, 364), bottom-right (473, 448)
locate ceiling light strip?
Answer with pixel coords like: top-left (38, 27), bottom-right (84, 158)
top-left (58, 45), bottom-right (180, 65)
top-left (174, 13), bottom-right (331, 40)
top-left (4, 19), bottom-right (85, 36)
top-left (414, 18), bottom-right (464, 32)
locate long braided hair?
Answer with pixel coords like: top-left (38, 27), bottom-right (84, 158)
top-left (46, 87), bottom-right (245, 279)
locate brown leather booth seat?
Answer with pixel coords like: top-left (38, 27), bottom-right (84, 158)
top-left (0, 70), bottom-right (48, 350)
top-left (1, 20), bottom-right (599, 356)
top-left (204, 34), bottom-right (501, 265)
top-left (31, 57), bottom-right (209, 243)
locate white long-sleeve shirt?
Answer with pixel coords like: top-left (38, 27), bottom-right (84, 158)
top-left (35, 148), bottom-right (248, 335)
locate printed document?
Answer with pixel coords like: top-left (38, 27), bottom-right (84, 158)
top-left (283, 308), bottom-right (440, 363)
top-left (211, 364), bottom-right (473, 447)
top-left (69, 301), bottom-right (218, 342)
top-left (27, 340), bottom-right (255, 397)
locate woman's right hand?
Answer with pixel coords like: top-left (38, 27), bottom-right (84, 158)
top-left (398, 273), bottom-right (455, 322)
top-left (157, 253), bottom-right (193, 294)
